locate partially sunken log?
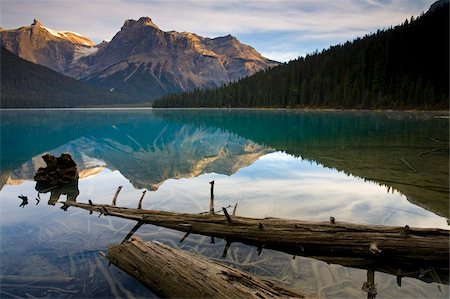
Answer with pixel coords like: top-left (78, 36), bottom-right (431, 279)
top-left (34, 153), bottom-right (78, 191)
top-left (107, 236), bottom-right (311, 298)
top-left (64, 201), bottom-right (450, 284)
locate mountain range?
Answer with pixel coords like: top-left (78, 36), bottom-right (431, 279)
top-left (154, 1), bottom-right (449, 109)
top-left (1, 17), bottom-right (277, 102)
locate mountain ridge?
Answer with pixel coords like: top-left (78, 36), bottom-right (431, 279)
top-left (0, 20), bottom-right (96, 74)
top-left (76, 17), bottom-right (278, 100)
top-left (153, 2), bottom-right (449, 109)
top-left (1, 17), bottom-right (278, 102)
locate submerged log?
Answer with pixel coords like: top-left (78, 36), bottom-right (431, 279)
top-left (64, 201), bottom-right (450, 284)
top-left (107, 236), bottom-right (312, 298)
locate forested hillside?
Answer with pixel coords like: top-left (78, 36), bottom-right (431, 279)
top-left (0, 48), bottom-right (140, 108)
top-left (153, 3), bottom-right (449, 109)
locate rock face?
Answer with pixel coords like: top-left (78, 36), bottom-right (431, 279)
top-left (76, 17), bottom-right (278, 100)
top-left (1, 17), bottom-right (278, 101)
top-left (0, 19), bottom-right (96, 75)
top-left (34, 153), bottom-right (79, 191)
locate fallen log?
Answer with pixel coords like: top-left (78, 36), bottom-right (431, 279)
top-left (107, 236), bottom-right (313, 298)
top-left (64, 201), bottom-right (449, 284)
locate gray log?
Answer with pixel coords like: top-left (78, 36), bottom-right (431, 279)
top-left (107, 237), bottom-right (312, 298)
top-left (65, 201), bottom-right (449, 284)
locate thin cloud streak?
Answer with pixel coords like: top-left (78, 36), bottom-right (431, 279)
top-left (1, 0), bottom-right (436, 61)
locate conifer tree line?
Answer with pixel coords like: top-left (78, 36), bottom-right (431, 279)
top-left (153, 4), bottom-right (449, 109)
top-left (1, 47), bottom-right (139, 108)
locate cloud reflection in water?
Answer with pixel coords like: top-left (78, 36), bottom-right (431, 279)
top-left (132, 151), bottom-right (447, 229)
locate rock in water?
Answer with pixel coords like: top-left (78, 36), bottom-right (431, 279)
top-left (34, 153), bottom-right (79, 191)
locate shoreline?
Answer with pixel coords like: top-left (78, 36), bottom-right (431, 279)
top-left (1, 107), bottom-right (448, 114)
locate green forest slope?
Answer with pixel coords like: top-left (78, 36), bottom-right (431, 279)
top-left (154, 3), bottom-right (449, 109)
top-left (0, 48), bottom-right (145, 108)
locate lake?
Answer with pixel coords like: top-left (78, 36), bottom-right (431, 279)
top-left (0, 109), bottom-right (448, 298)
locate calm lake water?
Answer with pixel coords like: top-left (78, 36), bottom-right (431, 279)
top-left (0, 109), bottom-right (449, 298)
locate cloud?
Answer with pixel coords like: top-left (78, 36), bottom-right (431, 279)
top-left (1, 0), bottom-right (436, 61)
top-left (147, 151), bottom-right (448, 228)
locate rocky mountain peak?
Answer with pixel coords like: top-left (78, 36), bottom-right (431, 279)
top-left (0, 20), bottom-right (96, 75)
top-left (2, 18), bottom-right (278, 102)
top-left (32, 19), bottom-right (42, 26)
top-left (214, 34), bottom-right (239, 44)
top-left (122, 17), bottom-right (160, 30)
top-left (222, 34), bottom-right (236, 40)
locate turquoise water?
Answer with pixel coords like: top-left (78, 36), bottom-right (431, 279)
top-left (0, 109), bottom-right (448, 298)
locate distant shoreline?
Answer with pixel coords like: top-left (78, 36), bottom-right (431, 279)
top-left (1, 107), bottom-right (448, 114)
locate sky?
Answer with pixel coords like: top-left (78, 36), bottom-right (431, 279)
top-left (1, 0), bottom-right (437, 62)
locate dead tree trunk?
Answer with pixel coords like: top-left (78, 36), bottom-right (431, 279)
top-left (65, 201), bottom-right (449, 284)
top-left (107, 237), bottom-right (313, 298)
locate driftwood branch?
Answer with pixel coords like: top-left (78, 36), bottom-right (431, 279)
top-left (222, 207), bottom-right (232, 223)
top-left (107, 237), bottom-right (312, 298)
top-left (232, 202), bottom-right (238, 216)
top-left (121, 221), bottom-right (144, 244)
top-left (111, 186), bottom-right (123, 206)
top-left (137, 190), bottom-right (147, 209)
top-left (209, 180), bottom-right (215, 214)
top-left (64, 201), bottom-right (450, 284)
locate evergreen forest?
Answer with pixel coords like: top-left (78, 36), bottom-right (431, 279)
top-left (0, 48), bottom-right (141, 108)
top-left (153, 4), bottom-right (449, 109)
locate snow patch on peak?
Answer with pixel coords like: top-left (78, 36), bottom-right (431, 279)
top-left (41, 26), bottom-right (94, 46)
top-left (62, 31), bottom-right (83, 37)
top-left (42, 26), bottom-right (62, 38)
top-left (73, 46), bottom-right (98, 60)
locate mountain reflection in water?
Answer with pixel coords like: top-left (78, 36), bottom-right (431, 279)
top-left (154, 109), bottom-right (450, 218)
top-left (0, 109), bottom-right (448, 298)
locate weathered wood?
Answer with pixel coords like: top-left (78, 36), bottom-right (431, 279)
top-left (362, 269), bottom-right (377, 299)
top-left (179, 231), bottom-right (190, 243)
top-left (232, 202), bottom-right (238, 216)
top-left (64, 201), bottom-right (450, 284)
top-left (209, 180), bottom-right (215, 214)
top-left (18, 195), bottom-right (29, 208)
top-left (107, 237), bottom-right (312, 298)
top-left (137, 190), bottom-right (147, 209)
top-left (121, 221), bottom-right (144, 244)
top-left (111, 186), bottom-right (123, 206)
top-left (222, 207), bottom-right (232, 223)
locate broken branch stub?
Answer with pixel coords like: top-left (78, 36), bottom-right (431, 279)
top-left (112, 186), bottom-right (123, 206)
top-left (222, 207), bottom-right (232, 224)
top-left (209, 180), bottom-right (215, 214)
top-left (138, 190), bottom-right (147, 209)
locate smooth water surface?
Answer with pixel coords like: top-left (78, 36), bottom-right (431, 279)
top-left (1, 109), bottom-right (448, 298)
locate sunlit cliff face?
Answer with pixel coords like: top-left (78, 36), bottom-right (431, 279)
top-left (0, 17), bottom-right (278, 101)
